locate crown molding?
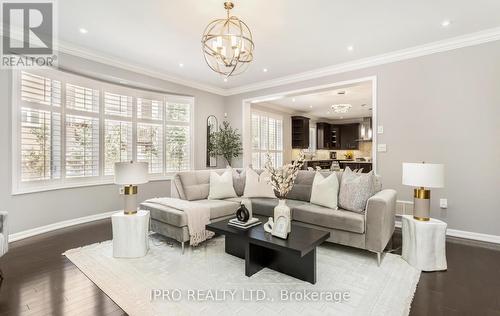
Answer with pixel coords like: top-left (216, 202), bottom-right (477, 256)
top-left (224, 26), bottom-right (500, 96)
top-left (3, 26), bottom-right (500, 96)
top-left (57, 42), bottom-right (228, 96)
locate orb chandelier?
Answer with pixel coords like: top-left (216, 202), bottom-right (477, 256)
top-left (201, 1), bottom-right (255, 78)
top-left (331, 104), bottom-right (352, 113)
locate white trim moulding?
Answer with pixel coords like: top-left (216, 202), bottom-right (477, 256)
top-left (395, 220), bottom-right (500, 245)
top-left (8, 211), bottom-right (117, 242)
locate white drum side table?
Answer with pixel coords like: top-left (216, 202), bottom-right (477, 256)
top-left (112, 210), bottom-right (150, 258)
top-left (401, 215), bottom-right (447, 271)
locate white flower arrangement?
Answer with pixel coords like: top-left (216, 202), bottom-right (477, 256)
top-left (264, 151), bottom-right (305, 199)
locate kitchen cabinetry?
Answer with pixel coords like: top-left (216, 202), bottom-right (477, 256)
top-left (331, 125), bottom-right (340, 149)
top-left (339, 123), bottom-right (360, 150)
top-left (316, 122), bottom-right (331, 149)
top-left (291, 116), bottom-right (310, 149)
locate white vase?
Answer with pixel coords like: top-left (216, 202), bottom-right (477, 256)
top-left (274, 199), bottom-right (291, 233)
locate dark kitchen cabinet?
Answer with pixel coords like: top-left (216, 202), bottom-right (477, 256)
top-left (316, 122), bottom-right (331, 149)
top-left (339, 123), bottom-right (360, 150)
top-left (291, 116), bottom-right (310, 149)
top-left (330, 125), bottom-right (340, 149)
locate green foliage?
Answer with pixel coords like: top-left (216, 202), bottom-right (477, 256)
top-left (208, 120), bottom-right (243, 166)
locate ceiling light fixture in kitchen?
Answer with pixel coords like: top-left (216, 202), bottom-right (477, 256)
top-left (331, 104), bottom-right (352, 113)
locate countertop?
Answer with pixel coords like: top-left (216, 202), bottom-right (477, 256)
top-left (303, 159), bottom-right (372, 164)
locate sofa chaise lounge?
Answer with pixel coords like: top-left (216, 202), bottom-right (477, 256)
top-left (140, 169), bottom-right (397, 265)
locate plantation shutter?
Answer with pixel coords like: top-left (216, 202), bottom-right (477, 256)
top-left (165, 101), bottom-right (190, 172)
top-left (19, 72), bottom-right (62, 182)
top-left (66, 84), bottom-right (99, 113)
top-left (137, 97), bottom-right (163, 120)
top-left (104, 120), bottom-right (133, 175)
top-left (104, 92), bottom-right (133, 117)
top-left (65, 115), bottom-right (100, 178)
top-left (250, 111), bottom-right (283, 168)
top-left (137, 123), bottom-right (163, 174)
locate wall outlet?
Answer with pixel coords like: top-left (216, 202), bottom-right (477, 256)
top-left (119, 187), bottom-right (124, 194)
top-left (439, 198), bottom-right (448, 209)
top-left (377, 144), bottom-right (387, 152)
top-left (377, 125), bottom-right (384, 134)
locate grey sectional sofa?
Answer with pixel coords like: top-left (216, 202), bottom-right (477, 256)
top-left (140, 169), bottom-right (397, 265)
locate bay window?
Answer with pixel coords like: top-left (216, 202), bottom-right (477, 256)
top-left (12, 69), bottom-right (194, 194)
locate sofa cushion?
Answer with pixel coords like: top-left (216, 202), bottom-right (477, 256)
top-left (141, 202), bottom-right (188, 227)
top-left (208, 168), bottom-right (237, 200)
top-left (310, 171), bottom-right (339, 209)
top-left (339, 167), bottom-right (376, 213)
top-left (192, 199), bottom-right (240, 219)
top-left (177, 170), bottom-right (211, 201)
top-left (293, 204), bottom-right (365, 234)
top-left (243, 168), bottom-right (275, 198)
top-left (250, 198), bottom-right (308, 217)
top-left (287, 170), bottom-right (341, 202)
top-left (141, 199), bottom-right (240, 227)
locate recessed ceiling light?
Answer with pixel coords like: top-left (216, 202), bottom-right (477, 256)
top-left (263, 68), bottom-right (268, 72)
top-left (309, 105), bottom-right (313, 108)
top-left (441, 20), bottom-right (451, 27)
top-left (223, 78), bottom-right (228, 82)
top-left (347, 46), bottom-right (354, 51)
top-left (179, 63), bottom-right (184, 68)
top-left (292, 98), bottom-right (296, 102)
top-left (79, 28), bottom-right (88, 34)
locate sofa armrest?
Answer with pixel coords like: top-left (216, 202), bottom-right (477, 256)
top-left (365, 189), bottom-right (397, 253)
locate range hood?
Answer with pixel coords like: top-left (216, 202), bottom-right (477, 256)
top-left (357, 117), bottom-right (372, 142)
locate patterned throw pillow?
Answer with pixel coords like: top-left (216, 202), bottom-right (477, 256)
top-left (339, 167), bottom-right (375, 213)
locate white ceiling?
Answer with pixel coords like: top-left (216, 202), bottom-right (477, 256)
top-left (263, 81), bottom-right (372, 120)
top-left (57, 0), bottom-right (500, 91)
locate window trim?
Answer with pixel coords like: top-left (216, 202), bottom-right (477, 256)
top-left (11, 69), bottom-right (194, 195)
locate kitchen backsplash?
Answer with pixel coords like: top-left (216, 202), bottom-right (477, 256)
top-left (291, 142), bottom-right (372, 161)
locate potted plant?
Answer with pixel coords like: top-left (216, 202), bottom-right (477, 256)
top-left (264, 151), bottom-right (305, 233)
top-left (208, 120), bottom-right (243, 167)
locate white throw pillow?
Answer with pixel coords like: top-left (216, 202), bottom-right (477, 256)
top-left (208, 168), bottom-right (237, 200)
top-left (310, 171), bottom-right (339, 210)
top-left (243, 167), bottom-right (275, 198)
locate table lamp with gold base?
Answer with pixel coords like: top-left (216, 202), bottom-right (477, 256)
top-left (402, 162), bottom-right (444, 221)
top-left (115, 161), bottom-right (149, 215)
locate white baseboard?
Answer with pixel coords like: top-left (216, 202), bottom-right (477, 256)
top-left (8, 211), bottom-right (117, 243)
top-left (395, 219), bottom-right (500, 245)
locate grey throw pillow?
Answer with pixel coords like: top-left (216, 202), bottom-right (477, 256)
top-left (339, 167), bottom-right (375, 213)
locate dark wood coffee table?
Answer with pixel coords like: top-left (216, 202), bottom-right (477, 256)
top-left (206, 215), bottom-right (330, 284)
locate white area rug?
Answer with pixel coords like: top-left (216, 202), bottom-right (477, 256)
top-left (64, 235), bottom-right (420, 316)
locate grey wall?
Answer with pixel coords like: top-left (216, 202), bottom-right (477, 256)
top-left (1, 52), bottom-right (226, 234)
top-left (224, 40), bottom-right (500, 236)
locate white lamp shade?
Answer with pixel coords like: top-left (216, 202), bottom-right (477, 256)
top-left (114, 162), bottom-right (149, 185)
top-left (402, 162), bottom-right (444, 188)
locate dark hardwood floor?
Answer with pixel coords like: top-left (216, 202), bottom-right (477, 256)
top-left (0, 219), bottom-right (499, 315)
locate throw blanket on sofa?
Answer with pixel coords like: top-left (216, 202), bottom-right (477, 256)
top-left (145, 198), bottom-right (215, 246)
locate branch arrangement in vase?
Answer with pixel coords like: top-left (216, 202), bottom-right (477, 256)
top-left (264, 151), bottom-right (305, 199)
